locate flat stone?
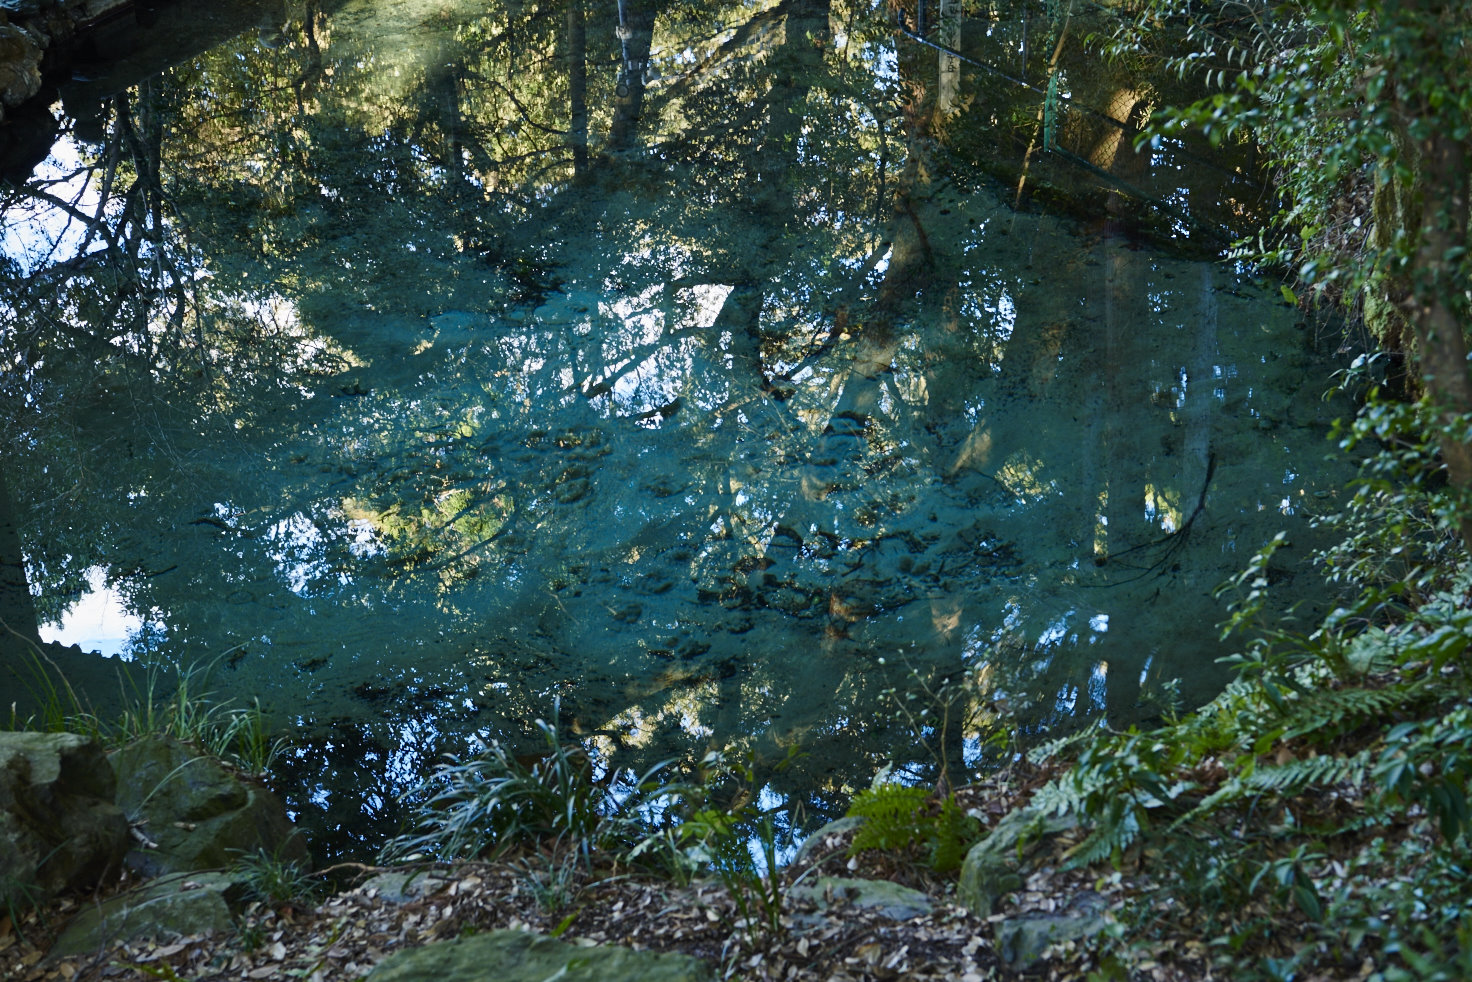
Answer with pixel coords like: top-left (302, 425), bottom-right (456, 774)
top-left (791, 876), bottom-right (933, 921)
top-left (365, 929), bottom-right (712, 982)
top-left (994, 891), bottom-right (1109, 968)
top-left (358, 870), bottom-right (452, 903)
top-left (49, 871), bottom-right (244, 960)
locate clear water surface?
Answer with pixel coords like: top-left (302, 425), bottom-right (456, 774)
top-left (0, 0), bottom-right (1355, 855)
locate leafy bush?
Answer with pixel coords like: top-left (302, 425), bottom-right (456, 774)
top-left (1011, 401), bottom-right (1472, 976)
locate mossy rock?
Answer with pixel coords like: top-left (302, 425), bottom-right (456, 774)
top-left (958, 806), bottom-right (1076, 917)
top-left (365, 929), bottom-right (712, 982)
top-left (0, 731), bottom-right (129, 909)
top-left (108, 735), bottom-right (308, 877)
top-left (994, 890), bottom-right (1109, 968)
top-left (49, 871), bottom-right (246, 960)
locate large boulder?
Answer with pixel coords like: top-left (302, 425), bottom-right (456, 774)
top-left (0, 731), bottom-right (129, 909)
top-left (365, 929), bottom-right (713, 982)
top-left (108, 735), bottom-right (308, 877)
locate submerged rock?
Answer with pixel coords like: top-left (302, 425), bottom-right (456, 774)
top-left (0, 731), bottom-right (129, 909)
top-left (0, 23), bottom-right (42, 110)
top-left (365, 928), bottom-right (713, 982)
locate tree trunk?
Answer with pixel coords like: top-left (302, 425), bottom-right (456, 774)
top-left (1404, 129), bottom-right (1472, 556)
top-left (1394, 0), bottom-right (1472, 557)
top-left (566, 0), bottom-right (589, 179)
top-left (0, 472), bottom-right (41, 661)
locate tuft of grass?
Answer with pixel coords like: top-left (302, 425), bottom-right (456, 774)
top-left (380, 703), bottom-right (685, 867)
top-left (513, 853), bottom-right (583, 914)
top-left (4, 649), bottom-right (285, 779)
top-left (232, 846), bottom-right (319, 910)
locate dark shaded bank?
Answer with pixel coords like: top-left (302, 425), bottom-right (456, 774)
top-left (0, 0), bottom-right (306, 178)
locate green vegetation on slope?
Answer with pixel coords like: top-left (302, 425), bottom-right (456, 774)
top-left (960, 2), bottom-right (1472, 975)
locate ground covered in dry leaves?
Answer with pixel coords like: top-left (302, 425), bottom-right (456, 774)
top-left (0, 785), bottom-right (1166, 982)
top-left (2, 860), bottom-right (1008, 982)
top-left (8, 788), bottom-right (1245, 982)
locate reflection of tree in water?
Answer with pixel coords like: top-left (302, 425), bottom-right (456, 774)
top-left (0, 0), bottom-right (1351, 857)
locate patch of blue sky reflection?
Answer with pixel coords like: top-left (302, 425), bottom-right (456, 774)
top-left (266, 513), bottom-right (338, 595)
top-left (37, 566), bottom-right (160, 659)
top-left (1088, 661), bottom-right (1107, 712)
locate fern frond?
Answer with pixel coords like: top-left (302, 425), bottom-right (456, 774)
top-left (846, 785), bottom-right (929, 854)
top-left (1063, 802), bottom-right (1141, 869)
top-left (844, 785), bottom-right (981, 872)
top-left (1246, 749), bottom-right (1373, 794)
top-left (1279, 683), bottom-right (1428, 743)
top-left (1026, 724), bottom-right (1100, 766)
top-left (1178, 749), bottom-right (1374, 827)
top-left (1028, 778), bottom-right (1085, 819)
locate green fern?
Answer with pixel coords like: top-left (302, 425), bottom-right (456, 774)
top-left (930, 796), bottom-right (980, 872)
top-left (845, 784), bottom-right (980, 873)
top-left (847, 784), bottom-right (930, 852)
top-left (1028, 777), bottom-right (1086, 819)
top-left (1245, 750), bottom-right (1373, 794)
top-left (1279, 683), bottom-right (1428, 744)
top-left (1177, 749), bottom-right (1374, 828)
top-left (1064, 800), bottom-right (1141, 868)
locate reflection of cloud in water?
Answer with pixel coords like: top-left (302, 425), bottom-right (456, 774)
top-left (267, 510), bottom-right (370, 596)
top-left (267, 513), bottom-right (331, 595)
top-left (38, 566), bottom-right (160, 658)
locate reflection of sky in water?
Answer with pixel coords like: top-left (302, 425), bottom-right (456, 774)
top-left (2, 142), bottom-right (102, 274)
top-left (38, 567), bottom-right (157, 657)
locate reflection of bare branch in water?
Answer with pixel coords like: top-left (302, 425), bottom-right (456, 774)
top-left (2, 88), bottom-right (202, 370)
top-left (1083, 453), bottom-right (1219, 586)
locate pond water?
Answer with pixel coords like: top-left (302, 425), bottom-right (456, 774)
top-left (1, 0), bottom-right (1355, 857)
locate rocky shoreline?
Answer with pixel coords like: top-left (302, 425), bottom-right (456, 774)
top-left (0, 0), bottom-right (289, 179)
